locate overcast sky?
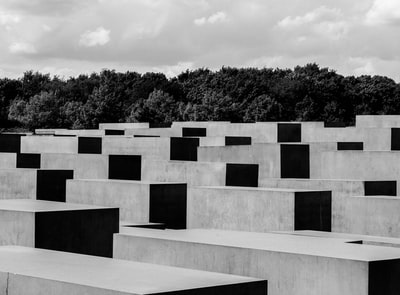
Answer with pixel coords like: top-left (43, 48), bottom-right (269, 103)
top-left (0, 0), bottom-right (399, 80)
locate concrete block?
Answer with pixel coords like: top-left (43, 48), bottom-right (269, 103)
top-left (114, 228), bottom-right (400, 295)
top-left (0, 153), bottom-right (16, 168)
top-left (125, 127), bottom-right (180, 137)
top-left (338, 195), bottom-right (400, 237)
top-left (16, 153), bottom-right (41, 168)
top-left (21, 136), bottom-right (78, 153)
top-left (225, 136), bottom-right (252, 145)
top-left (99, 122), bottom-right (150, 129)
top-left (142, 160), bottom-right (227, 186)
top-left (337, 142), bottom-right (364, 150)
top-left (66, 179), bottom-right (187, 229)
top-left (78, 137), bottom-right (102, 154)
top-left (182, 127), bottom-right (207, 137)
top-left (0, 169), bottom-right (73, 201)
top-left (356, 115), bottom-right (400, 128)
top-left (108, 155), bottom-right (141, 180)
top-left (0, 134), bottom-right (25, 153)
top-left (188, 186), bottom-right (331, 232)
top-left (0, 199), bottom-right (118, 257)
top-left (225, 163), bottom-right (258, 187)
top-left (0, 246), bottom-right (266, 295)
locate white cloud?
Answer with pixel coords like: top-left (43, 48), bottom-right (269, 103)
top-left (79, 26), bottom-right (110, 47)
top-left (194, 11), bottom-right (227, 26)
top-left (278, 6), bottom-right (342, 28)
top-left (152, 61), bottom-right (194, 78)
top-left (0, 12), bottom-right (20, 25)
top-left (9, 42), bottom-right (37, 54)
top-left (366, 0), bottom-right (400, 25)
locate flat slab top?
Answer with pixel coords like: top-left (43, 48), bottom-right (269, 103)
top-left (0, 199), bottom-right (116, 212)
top-left (118, 228), bottom-right (400, 262)
top-left (0, 246), bottom-right (262, 294)
top-left (72, 179), bottom-right (186, 185)
top-left (194, 186), bottom-right (328, 193)
top-left (277, 230), bottom-right (400, 246)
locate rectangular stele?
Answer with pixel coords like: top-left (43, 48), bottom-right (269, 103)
top-left (0, 246), bottom-right (267, 295)
top-left (16, 153), bottom-right (41, 168)
top-left (108, 155), bottom-right (142, 180)
top-left (182, 127), bottom-right (207, 137)
top-left (113, 228), bottom-right (400, 295)
top-left (78, 137), bottom-right (102, 154)
top-left (66, 180), bottom-right (187, 229)
top-left (277, 123), bottom-right (301, 142)
top-left (188, 186), bottom-right (331, 232)
top-left (280, 144), bottom-right (310, 178)
top-left (225, 136), bottom-right (252, 146)
top-left (0, 199), bottom-right (119, 257)
top-left (170, 137), bottom-right (199, 161)
top-left (0, 134), bottom-right (26, 153)
top-left (225, 163), bottom-right (259, 187)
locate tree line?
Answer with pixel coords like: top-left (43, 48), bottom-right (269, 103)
top-left (1, 63), bottom-right (399, 131)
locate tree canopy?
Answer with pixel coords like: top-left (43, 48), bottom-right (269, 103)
top-left (1, 64), bottom-right (400, 130)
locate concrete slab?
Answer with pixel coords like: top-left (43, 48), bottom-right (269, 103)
top-left (21, 136), bottom-right (78, 153)
top-left (356, 115), bottom-right (400, 128)
top-left (99, 122), bottom-right (150, 129)
top-left (275, 230), bottom-right (400, 248)
top-left (0, 199), bottom-right (118, 257)
top-left (114, 228), bottom-right (400, 295)
top-left (66, 179), bottom-right (187, 229)
top-left (0, 168), bottom-right (73, 202)
top-left (188, 186), bottom-right (331, 232)
top-left (0, 246), bottom-right (266, 295)
top-left (0, 153), bottom-right (16, 168)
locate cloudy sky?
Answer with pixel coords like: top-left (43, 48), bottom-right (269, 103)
top-left (0, 0), bottom-right (399, 80)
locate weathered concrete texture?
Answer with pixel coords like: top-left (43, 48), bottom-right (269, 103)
top-left (259, 178), bottom-right (398, 232)
top-left (41, 153), bottom-right (109, 179)
top-left (0, 246), bottom-right (267, 295)
top-left (99, 122), bottom-right (150, 130)
top-left (142, 160), bottom-right (227, 186)
top-left (0, 199), bottom-right (119, 257)
top-left (34, 129), bottom-right (68, 135)
top-left (302, 127), bottom-right (392, 151)
top-left (198, 142), bottom-right (336, 179)
top-left (188, 186), bottom-right (331, 232)
top-left (114, 228), bottom-right (400, 295)
top-left (0, 153), bottom-right (16, 168)
top-left (314, 151), bottom-right (400, 193)
top-left (66, 179), bottom-right (187, 229)
top-left (54, 129), bottom-right (105, 136)
top-left (21, 136), bottom-right (78, 154)
top-left (102, 137), bottom-right (170, 159)
top-left (337, 195), bottom-right (400, 238)
top-left (356, 115), bottom-right (400, 128)
top-left (0, 168), bottom-right (73, 202)
top-left (125, 127), bottom-right (181, 137)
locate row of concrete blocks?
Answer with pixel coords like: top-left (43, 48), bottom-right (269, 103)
top-left (0, 165), bottom-right (399, 237)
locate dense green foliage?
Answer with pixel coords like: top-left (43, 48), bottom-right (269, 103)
top-left (1, 63), bottom-right (399, 131)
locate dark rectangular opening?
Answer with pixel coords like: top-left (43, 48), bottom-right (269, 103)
top-left (133, 135), bottom-right (161, 138)
top-left (369, 259), bottom-right (400, 295)
top-left (337, 142), bottom-right (364, 150)
top-left (225, 163), bottom-right (258, 187)
top-left (123, 223), bottom-right (166, 230)
top-left (108, 155), bottom-right (141, 180)
top-left (149, 122), bottom-right (172, 128)
top-left (294, 191), bottom-right (332, 232)
top-left (105, 129), bottom-right (125, 135)
top-left (225, 136), bottom-right (252, 146)
top-left (0, 134), bottom-right (25, 153)
top-left (280, 144), bottom-right (310, 178)
top-left (277, 123), bottom-right (301, 142)
top-left (16, 153), bottom-right (41, 168)
top-left (53, 134), bottom-right (76, 137)
top-left (391, 128), bottom-right (400, 150)
top-left (36, 170), bottom-right (74, 202)
top-left (170, 137), bottom-right (199, 161)
top-left (182, 127), bottom-right (207, 137)
top-left (364, 181), bottom-right (397, 196)
top-left (35, 208), bottom-right (119, 257)
top-left (78, 137), bottom-right (102, 154)
top-left (149, 184), bottom-right (187, 229)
